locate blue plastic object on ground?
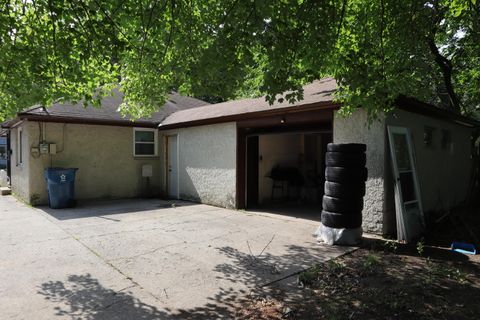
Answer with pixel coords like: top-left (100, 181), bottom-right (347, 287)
top-left (44, 168), bottom-right (78, 209)
top-left (451, 242), bottom-right (477, 255)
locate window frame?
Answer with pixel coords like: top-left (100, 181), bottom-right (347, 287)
top-left (133, 128), bottom-right (158, 157)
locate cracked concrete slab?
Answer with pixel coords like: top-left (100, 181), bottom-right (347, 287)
top-left (0, 196), bottom-right (354, 319)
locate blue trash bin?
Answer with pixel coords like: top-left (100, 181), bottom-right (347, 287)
top-left (44, 168), bottom-right (78, 209)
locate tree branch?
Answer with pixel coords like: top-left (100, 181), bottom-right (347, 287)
top-left (428, 37), bottom-right (460, 112)
top-left (336, 0), bottom-right (347, 40)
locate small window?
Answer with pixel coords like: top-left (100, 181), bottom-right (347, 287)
top-left (17, 127), bottom-right (23, 165)
top-left (423, 126), bottom-right (435, 148)
top-left (133, 128), bottom-right (157, 156)
top-left (441, 129), bottom-right (453, 151)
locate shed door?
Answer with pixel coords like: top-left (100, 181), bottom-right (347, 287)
top-left (167, 135), bottom-right (179, 199)
top-left (387, 126), bottom-right (424, 242)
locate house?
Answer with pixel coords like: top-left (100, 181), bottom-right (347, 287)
top-left (2, 78), bottom-right (477, 238)
top-left (1, 90), bottom-right (209, 205)
top-left (156, 78), bottom-right (477, 236)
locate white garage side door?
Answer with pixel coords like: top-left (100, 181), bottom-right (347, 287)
top-left (167, 135), bottom-right (179, 199)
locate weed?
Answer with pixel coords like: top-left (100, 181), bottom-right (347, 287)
top-left (326, 259), bottom-right (345, 273)
top-left (424, 259), bottom-right (470, 285)
top-left (299, 260), bottom-right (346, 287)
top-left (362, 253), bottom-right (381, 273)
top-left (383, 239), bottom-right (398, 253)
top-left (416, 237), bottom-right (425, 256)
top-left (432, 265), bottom-right (469, 283)
top-left (298, 268), bottom-right (319, 287)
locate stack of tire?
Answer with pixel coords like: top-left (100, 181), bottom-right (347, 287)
top-left (321, 143), bottom-right (367, 229)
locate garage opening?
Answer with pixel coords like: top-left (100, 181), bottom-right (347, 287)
top-left (245, 132), bottom-right (331, 219)
top-left (237, 108), bottom-right (334, 220)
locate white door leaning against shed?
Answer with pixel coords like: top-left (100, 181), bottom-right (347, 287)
top-left (387, 126), bottom-right (425, 242)
top-left (167, 135), bottom-right (179, 199)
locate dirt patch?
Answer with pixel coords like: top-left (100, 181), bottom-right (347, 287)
top-left (238, 239), bottom-right (480, 320)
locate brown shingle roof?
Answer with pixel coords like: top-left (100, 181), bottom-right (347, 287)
top-left (158, 77), bottom-right (479, 129)
top-left (3, 89), bottom-right (209, 128)
top-left (159, 78), bottom-right (337, 129)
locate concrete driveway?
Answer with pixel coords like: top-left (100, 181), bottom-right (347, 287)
top-left (0, 196), bottom-right (352, 319)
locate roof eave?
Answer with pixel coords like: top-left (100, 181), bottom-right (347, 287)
top-left (0, 117), bottom-right (21, 129)
top-left (395, 96), bottom-right (480, 128)
top-left (17, 114), bottom-right (159, 128)
top-left (158, 101), bottom-right (341, 130)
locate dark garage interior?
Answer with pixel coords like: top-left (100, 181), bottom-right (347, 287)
top-left (236, 108), bottom-right (334, 220)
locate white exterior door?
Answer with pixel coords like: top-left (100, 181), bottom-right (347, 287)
top-left (167, 135), bottom-right (179, 199)
top-left (387, 126), bottom-right (424, 242)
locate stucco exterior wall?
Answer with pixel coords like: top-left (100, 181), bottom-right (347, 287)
top-left (17, 121), bottom-right (162, 205)
top-left (9, 123), bottom-right (31, 202)
top-left (385, 109), bottom-right (474, 214)
top-left (333, 109), bottom-right (386, 234)
top-left (161, 122), bottom-right (237, 208)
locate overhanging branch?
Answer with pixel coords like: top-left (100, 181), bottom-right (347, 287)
top-left (428, 37), bottom-right (461, 113)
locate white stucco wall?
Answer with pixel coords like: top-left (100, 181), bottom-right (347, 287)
top-left (386, 109), bottom-right (474, 214)
top-left (333, 109), bottom-right (386, 234)
top-left (161, 122), bottom-right (237, 208)
top-left (13, 121), bottom-right (162, 205)
top-left (10, 123), bottom-right (31, 202)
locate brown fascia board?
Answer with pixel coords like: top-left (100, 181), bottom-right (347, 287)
top-left (17, 114), bottom-right (159, 128)
top-left (158, 101), bottom-right (341, 130)
top-left (396, 96), bottom-right (479, 128)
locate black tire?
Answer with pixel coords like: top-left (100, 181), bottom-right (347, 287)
top-left (326, 152), bottom-right (366, 168)
top-left (321, 210), bottom-right (362, 229)
top-left (327, 143), bottom-right (366, 154)
top-left (322, 195), bottom-right (364, 213)
top-left (325, 167), bottom-right (368, 183)
top-left (324, 181), bottom-right (365, 198)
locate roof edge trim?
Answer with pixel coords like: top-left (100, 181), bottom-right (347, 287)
top-left (18, 114), bottom-right (159, 128)
top-left (158, 101), bottom-right (341, 130)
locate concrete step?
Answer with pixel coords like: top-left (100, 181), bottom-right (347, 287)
top-left (0, 187), bottom-right (11, 196)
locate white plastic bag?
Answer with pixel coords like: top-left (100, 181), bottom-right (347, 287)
top-left (315, 223), bottom-right (362, 245)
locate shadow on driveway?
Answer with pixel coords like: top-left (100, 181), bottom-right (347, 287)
top-left (37, 198), bottom-right (195, 221)
top-left (37, 242), bottom-right (346, 319)
top-left (38, 273), bottom-right (240, 319)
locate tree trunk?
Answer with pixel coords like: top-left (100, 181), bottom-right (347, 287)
top-left (428, 38), bottom-right (461, 113)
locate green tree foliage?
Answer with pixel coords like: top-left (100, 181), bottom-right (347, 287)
top-left (0, 0), bottom-right (479, 121)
